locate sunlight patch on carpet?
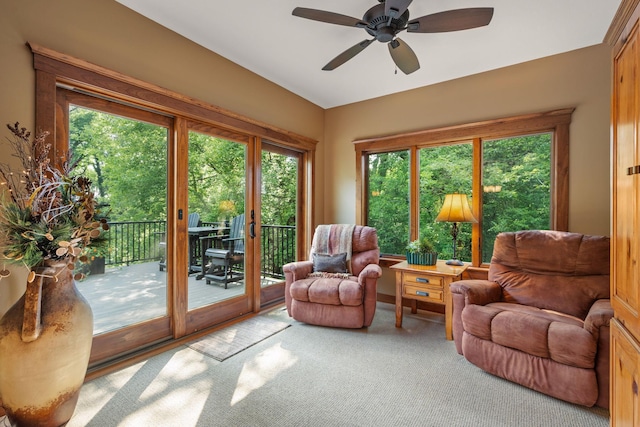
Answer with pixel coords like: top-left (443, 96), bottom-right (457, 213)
top-left (231, 342), bottom-right (298, 405)
top-left (187, 316), bottom-right (291, 361)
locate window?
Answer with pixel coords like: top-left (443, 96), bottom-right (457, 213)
top-left (367, 150), bottom-right (410, 255)
top-left (419, 143), bottom-right (473, 262)
top-left (355, 109), bottom-right (571, 267)
top-left (481, 133), bottom-right (552, 263)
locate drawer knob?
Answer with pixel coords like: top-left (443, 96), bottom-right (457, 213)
top-left (416, 290), bottom-right (430, 297)
top-left (416, 277), bottom-right (429, 283)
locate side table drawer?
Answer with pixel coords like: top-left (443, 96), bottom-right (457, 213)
top-left (405, 273), bottom-right (443, 288)
top-left (404, 284), bottom-right (444, 303)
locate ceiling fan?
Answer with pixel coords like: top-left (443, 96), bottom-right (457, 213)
top-left (292, 0), bottom-right (494, 74)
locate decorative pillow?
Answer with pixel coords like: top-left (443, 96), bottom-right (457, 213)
top-left (312, 252), bottom-right (348, 273)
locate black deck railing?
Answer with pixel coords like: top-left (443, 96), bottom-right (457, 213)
top-left (102, 221), bottom-right (295, 279)
top-left (104, 220), bottom-right (166, 266)
top-left (261, 224), bottom-right (296, 279)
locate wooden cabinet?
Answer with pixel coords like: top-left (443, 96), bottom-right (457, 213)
top-left (612, 3), bottom-right (640, 423)
top-left (613, 11), bottom-right (640, 335)
top-left (611, 319), bottom-right (640, 426)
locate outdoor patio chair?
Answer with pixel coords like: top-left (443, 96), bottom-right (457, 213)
top-left (158, 212), bottom-right (200, 271)
top-left (197, 213), bottom-right (245, 288)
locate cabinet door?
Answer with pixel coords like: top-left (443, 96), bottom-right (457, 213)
top-left (613, 21), bottom-right (640, 333)
top-left (611, 319), bottom-right (640, 427)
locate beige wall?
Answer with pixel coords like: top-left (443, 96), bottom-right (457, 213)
top-left (1, 0), bottom-right (613, 306)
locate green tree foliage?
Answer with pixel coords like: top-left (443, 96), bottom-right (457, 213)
top-left (261, 151), bottom-right (297, 226)
top-left (419, 144), bottom-right (473, 261)
top-left (70, 108), bottom-right (296, 227)
top-left (188, 131), bottom-right (245, 223)
top-left (367, 134), bottom-right (552, 263)
top-left (367, 151), bottom-right (410, 255)
top-left (68, 108), bottom-right (298, 269)
top-left (481, 134), bottom-right (551, 262)
top-left (69, 106), bottom-right (168, 221)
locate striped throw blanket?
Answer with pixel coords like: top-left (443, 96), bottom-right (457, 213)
top-left (311, 224), bottom-right (355, 271)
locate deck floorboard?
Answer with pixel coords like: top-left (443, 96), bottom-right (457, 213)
top-left (78, 261), bottom-right (278, 335)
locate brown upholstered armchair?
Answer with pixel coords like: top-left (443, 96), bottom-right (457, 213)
top-left (450, 230), bottom-right (611, 408)
top-left (283, 225), bottom-right (382, 328)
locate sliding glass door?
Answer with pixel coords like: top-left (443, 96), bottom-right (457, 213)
top-left (181, 123), bottom-right (252, 332)
top-left (259, 142), bottom-right (301, 307)
top-left (59, 89), bottom-right (174, 363)
top-left (57, 89), bottom-right (307, 365)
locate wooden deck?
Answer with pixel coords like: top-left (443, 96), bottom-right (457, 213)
top-left (77, 261), bottom-right (279, 335)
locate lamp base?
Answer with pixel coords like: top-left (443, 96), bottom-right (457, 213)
top-left (445, 259), bottom-right (464, 266)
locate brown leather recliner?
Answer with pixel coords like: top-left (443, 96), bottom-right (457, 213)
top-left (283, 225), bottom-right (382, 328)
top-left (450, 230), bottom-right (611, 408)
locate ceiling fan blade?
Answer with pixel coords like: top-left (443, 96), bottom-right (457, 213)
top-left (292, 7), bottom-right (367, 28)
top-left (388, 38), bottom-right (420, 75)
top-left (323, 39), bottom-right (374, 71)
top-left (407, 8), bottom-right (494, 33)
top-left (384, 0), bottom-right (413, 19)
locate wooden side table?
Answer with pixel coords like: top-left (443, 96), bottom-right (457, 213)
top-left (390, 260), bottom-right (469, 340)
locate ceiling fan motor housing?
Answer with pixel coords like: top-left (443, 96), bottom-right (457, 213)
top-left (364, 4), bottom-right (409, 43)
top-left (291, 2), bottom-right (494, 74)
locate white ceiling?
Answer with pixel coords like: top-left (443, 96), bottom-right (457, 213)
top-left (116, 0), bottom-right (621, 109)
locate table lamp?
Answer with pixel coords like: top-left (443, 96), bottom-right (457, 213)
top-left (435, 193), bottom-right (477, 266)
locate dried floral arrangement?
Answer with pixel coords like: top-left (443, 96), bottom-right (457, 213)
top-left (0, 122), bottom-right (108, 281)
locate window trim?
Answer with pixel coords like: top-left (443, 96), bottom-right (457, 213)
top-left (354, 108), bottom-right (573, 267)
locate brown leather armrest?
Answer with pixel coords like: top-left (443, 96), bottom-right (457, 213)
top-left (450, 280), bottom-right (502, 306)
top-left (283, 261), bottom-right (313, 314)
top-left (358, 264), bottom-right (382, 281)
top-left (584, 298), bottom-right (613, 335)
top-left (283, 261), bottom-right (313, 281)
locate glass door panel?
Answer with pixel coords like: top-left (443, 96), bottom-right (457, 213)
top-left (259, 143), bottom-right (300, 307)
top-left (187, 129), bottom-right (247, 310)
top-left (68, 104), bottom-right (169, 335)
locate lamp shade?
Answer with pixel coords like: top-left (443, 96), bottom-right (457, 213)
top-left (435, 193), bottom-right (478, 223)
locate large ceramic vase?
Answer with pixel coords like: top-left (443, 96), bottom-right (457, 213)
top-left (0, 260), bottom-right (93, 427)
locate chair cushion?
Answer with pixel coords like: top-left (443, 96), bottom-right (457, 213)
top-left (289, 276), bottom-right (362, 306)
top-left (462, 302), bottom-right (597, 369)
top-left (313, 252), bottom-right (347, 273)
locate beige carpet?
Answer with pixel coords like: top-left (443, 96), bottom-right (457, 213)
top-left (187, 316), bottom-right (290, 361)
top-left (61, 303), bottom-right (608, 426)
